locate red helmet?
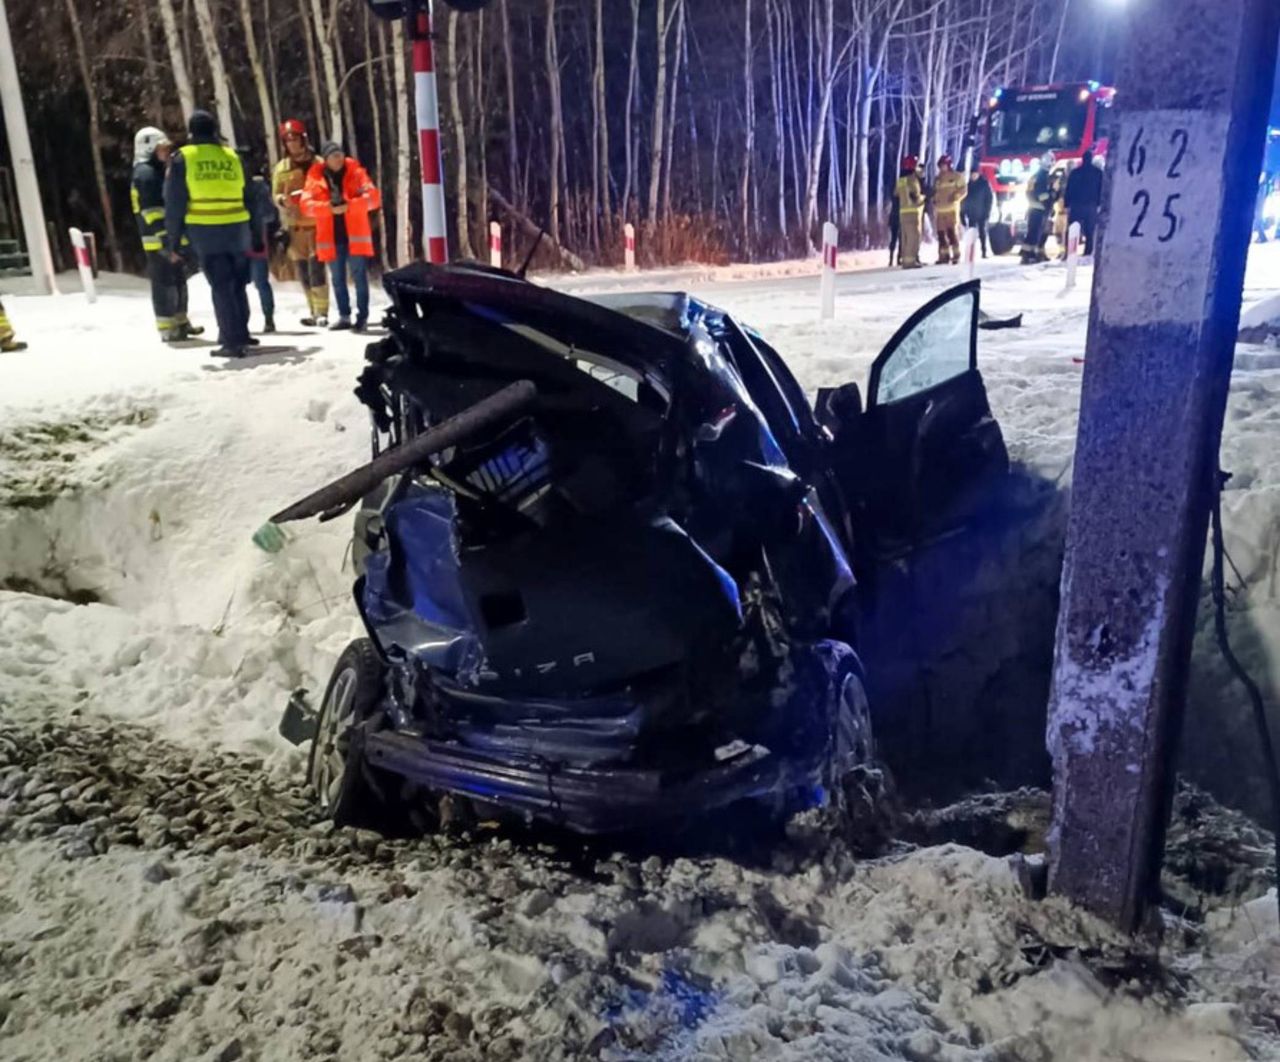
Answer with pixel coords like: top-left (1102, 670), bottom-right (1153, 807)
top-left (279, 118), bottom-right (308, 142)
top-left (902, 154), bottom-right (918, 171)
top-left (939, 153), bottom-right (954, 168)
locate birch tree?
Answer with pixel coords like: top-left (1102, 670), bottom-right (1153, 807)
top-left (239, 0), bottom-right (278, 166)
top-left (446, 11), bottom-right (475, 258)
top-left (61, 0), bottom-right (120, 270)
top-left (155, 0), bottom-right (194, 117)
top-left (391, 17), bottom-right (413, 266)
top-left (191, 0), bottom-right (235, 140)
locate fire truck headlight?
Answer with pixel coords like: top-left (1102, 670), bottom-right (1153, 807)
top-left (1002, 190), bottom-right (1029, 224)
top-left (1012, 158), bottom-right (1026, 177)
top-left (999, 159), bottom-right (1012, 177)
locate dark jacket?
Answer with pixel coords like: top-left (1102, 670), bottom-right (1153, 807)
top-left (961, 175), bottom-right (994, 226)
top-left (246, 176), bottom-right (280, 258)
top-left (1064, 162), bottom-right (1103, 215)
top-left (131, 156), bottom-right (167, 253)
top-left (1027, 168), bottom-right (1054, 212)
top-left (164, 135), bottom-right (252, 257)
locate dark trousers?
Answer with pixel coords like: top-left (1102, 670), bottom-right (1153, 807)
top-left (968, 219), bottom-right (989, 257)
top-left (1023, 209), bottom-right (1048, 258)
top-left (888, 221), bottom-right (900, 265)
top-left (145, 251), bottom-right (188, 333)
top-left (200, 252), bottom-right (251, 348)
top-left (1070, 208), bottom-right (1098, 254)
top-left (250, 256), bottom-right (275, 321)
top-left (328, 250), bottom-right (370, 323)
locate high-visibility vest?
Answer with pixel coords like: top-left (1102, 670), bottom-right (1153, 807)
top-left (180, 144), bottom-right (250, 226)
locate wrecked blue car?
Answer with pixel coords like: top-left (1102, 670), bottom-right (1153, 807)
top-left (283, 263), bottom-right (1007, 834)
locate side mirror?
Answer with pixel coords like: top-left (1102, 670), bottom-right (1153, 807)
top-left (815, 382), bottom-right (863, 435)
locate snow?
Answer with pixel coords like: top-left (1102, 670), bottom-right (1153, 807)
top-left (2, 248), bottom-right (1280, 1059)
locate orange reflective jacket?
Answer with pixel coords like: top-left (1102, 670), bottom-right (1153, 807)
top-left (301, 158), bottom-right (381, 261)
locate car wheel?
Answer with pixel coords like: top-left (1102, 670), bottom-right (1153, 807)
top-left (307, 638), bottom-right (386, 825)
top-left (989, 222), bottom-right (1015, 256)
top-left (831, 661), bottom-right (874, 778)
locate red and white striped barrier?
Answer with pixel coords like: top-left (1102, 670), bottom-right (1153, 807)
top-left (623, 223), bottom-right (636, 271)
top-left (69, 226), bottom-right (96, 303)
top-left (412, 8), bottom-right (447, 264)
top-left (489, 221), bottom-right (501, 268)
top-left (819, 222), bottom-right (837, 319)
top-left (961, 227), bottom-right (978, 281)
top-left (1064, 221), bottom-right (1082, 292)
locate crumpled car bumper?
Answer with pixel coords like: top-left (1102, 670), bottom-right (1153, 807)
top-left (362, 728), bottom-right (822, 834)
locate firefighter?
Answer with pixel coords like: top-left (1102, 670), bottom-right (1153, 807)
top-left (1064, 149), bottom-right (1104, 254)
top-left (887, 192), bottom-right (900, 266)
top-left (1021, 151), bottom-right (1055, 263)
top-left (272, 119), bottom-right (329, 327)
top-left (164, 110), bottom-right (254, 358)
top-left (0, 300), bottom-right (25, 351)
top-left (131, 126), bottom-right (203, 342)
top-left (962, 170), bottom-right (994, 258)
top-left (933, 154), bottom-right (966, 265)
top-left (895, 156), bottom-right (924, 269)
top-left (303, 142), bottom-right (381, 331)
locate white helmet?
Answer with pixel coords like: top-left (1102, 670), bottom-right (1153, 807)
top-left (1041, 150), bottom-right (1056, 168)
top-left (133, 126), bottom-right (170, 164)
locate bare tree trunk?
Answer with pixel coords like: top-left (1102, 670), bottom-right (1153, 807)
top-left (62, 0), bottom-right (121, 270)
top-left (499, 0), bottom-right (520, 207)
top-left (307, 0), bottom-right (343, 141)
top-left (239, 0), bottom-right (278, 166)
top-left (298, 0), bottom-right (325, 138)
top-left (593, 0), bottom-right (611, 245)
top-left (133, 0), bottom-right (164, 124)
top-left (875, 90), bottom-right (887, 223)
top-left (740, 0), bottom-right (755, 247)
top-left (646, 0), bottom-right (678, 236)
top-left (392, 18), bottom-right (413, 266)
top-left (365, 7), bottom-right (389, 270)
top-left (768, 0), bottom-right (787, 240)
top-left (333, 8), bottom-right (359, 160)
top-left (802, 0), bottom-right (838, 247)
top-left (543, 0), bottom-right (563, 246)
top-left (191, 0), bottom-right (235, 139)
top-left (660, 1), bottom-right (685, 226)
top-left (475, 10), bottom-right (489, 235)
top-left (446, 12), bottom-right (475, 258)
top-left (621, 0), bottom-right (640, 224)
top-left (1048, 0), bottom-right (1071, 82)
top-left (157, 0), bottom-right (195, 117)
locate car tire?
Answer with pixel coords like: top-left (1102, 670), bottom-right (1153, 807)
top-left (989, 222), bottom-right (1015, 256)
top-left (814, 640), bottom-right (875, 781)
top-left (307, 638), bottom-right (387, 827)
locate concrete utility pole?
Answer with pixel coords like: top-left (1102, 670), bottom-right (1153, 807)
top-left (1047, 0), bottom-right (1279, 932)
top-left (0, 0), bottom-right (56, 294)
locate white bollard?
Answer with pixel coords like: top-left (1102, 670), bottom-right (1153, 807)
top-left (489, 220), bottom-right (501, 268)
top-left (961, 227), bottom-right (979, 281)
top-left (69, 227), bottom-right (96, 303)
top-left (1064, 221), bottom-right (1082, 292)
top-left (623, 222), bottom-right (636, 272)
top-left (819, 221), bottom-right (838, 320)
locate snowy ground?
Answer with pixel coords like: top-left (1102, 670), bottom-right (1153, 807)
top-left (1, 248), bottom-right (1279, 1059)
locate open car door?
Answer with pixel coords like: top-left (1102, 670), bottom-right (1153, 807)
top-left (820, 281), bottom-right (1009, 562)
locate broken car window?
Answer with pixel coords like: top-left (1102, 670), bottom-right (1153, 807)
top-left (876, 291), bottom-right (975, 404)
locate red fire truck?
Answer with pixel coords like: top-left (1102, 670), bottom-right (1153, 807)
top-left (977, 81), bottom-right (1116, 254)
